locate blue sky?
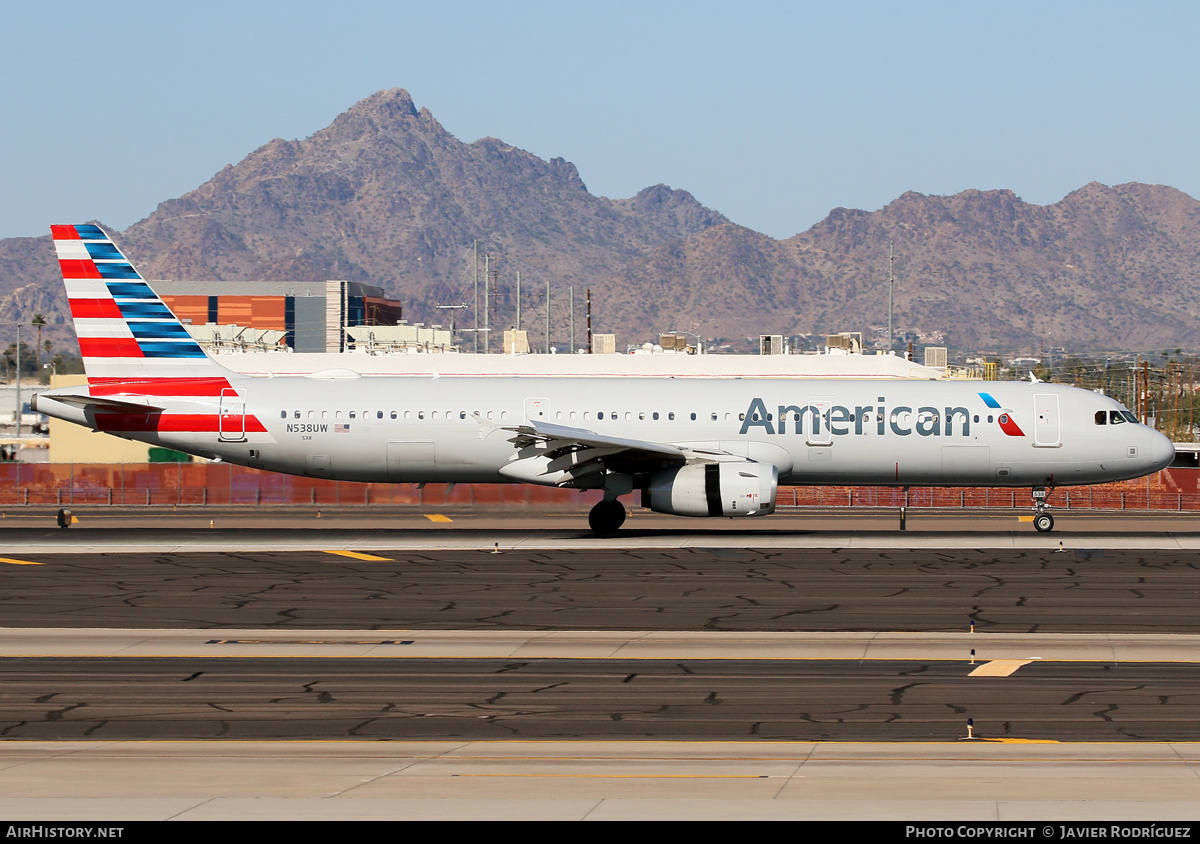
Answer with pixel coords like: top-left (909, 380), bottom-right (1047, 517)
top-left (2, 1), bottom-right (1197, 241)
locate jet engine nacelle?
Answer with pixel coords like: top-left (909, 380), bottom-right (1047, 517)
top-left (643, 461), bottom-right (777, 518)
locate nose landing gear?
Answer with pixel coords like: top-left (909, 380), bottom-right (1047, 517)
top-left (1031, 487), bottom-right (1054, 532)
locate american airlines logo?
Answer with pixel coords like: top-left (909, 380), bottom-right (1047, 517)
top-left (739, 393), bottom-right (1025, 438)
top-left (977, 391), bottom-right (1025, 436)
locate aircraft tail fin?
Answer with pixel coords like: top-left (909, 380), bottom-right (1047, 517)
top-left (51, 224), bottom-right (237, 391)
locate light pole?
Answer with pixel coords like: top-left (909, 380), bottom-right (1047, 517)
top-left (14, 323), bottom-right (19, 439)
top-left (887, 242), bottom-right (895, 355)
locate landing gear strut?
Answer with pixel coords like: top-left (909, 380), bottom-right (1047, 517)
top-left (1031, 487), bottom-right (1054, 532)
top-left (588, 500), bottom-right (627, 535)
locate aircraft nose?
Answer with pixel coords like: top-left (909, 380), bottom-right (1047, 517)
top-left (1148, 430), bottom-right (1175, 472)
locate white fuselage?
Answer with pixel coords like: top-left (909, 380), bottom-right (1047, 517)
top-left (40, 374), bottom-right (1175, 490)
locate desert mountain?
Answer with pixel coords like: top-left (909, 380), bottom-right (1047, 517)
top-left (600, 182), bottom-right (1200, 353)
top-left (2, 88), bottom-right (1198, 356)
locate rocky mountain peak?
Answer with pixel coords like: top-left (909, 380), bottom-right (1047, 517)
top-left (321, 88), bottom-right (420, 140)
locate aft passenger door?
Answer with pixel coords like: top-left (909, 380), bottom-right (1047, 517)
top-left (218, 388), bottom-right (246, 442)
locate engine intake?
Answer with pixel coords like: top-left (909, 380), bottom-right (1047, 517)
top-left (643, 461), bottom-right (777, 518)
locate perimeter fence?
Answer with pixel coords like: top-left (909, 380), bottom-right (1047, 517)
top-left (0, 463), bottom-right (1197, 513)
top-left (775, 482), bottom-right (1200, 512)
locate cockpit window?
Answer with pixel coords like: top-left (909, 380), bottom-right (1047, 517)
top-left (1110, 410), bottom-right (1125, 425)
top-left (1095, 411), bottom-right (1107, 425)
top-left (1121, 411), bottom-right (1138, 424)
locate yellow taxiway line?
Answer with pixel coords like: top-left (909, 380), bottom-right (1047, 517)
top-left (320, 550), bottom-right (393, 562)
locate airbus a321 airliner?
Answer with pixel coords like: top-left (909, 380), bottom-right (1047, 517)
top-left (33, 224), bottom-right (1174, 534)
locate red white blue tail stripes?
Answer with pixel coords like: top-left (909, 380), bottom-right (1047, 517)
top-left (50, 225), bottom-right (269, 438)
top-left (53, 224), bottom-right (233, 383)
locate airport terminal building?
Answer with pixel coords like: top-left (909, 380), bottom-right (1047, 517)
top-left (151, 279), bottom-right (423, 353)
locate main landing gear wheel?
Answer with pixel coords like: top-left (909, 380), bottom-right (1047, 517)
top-left (588, 500), bottom-right (627, 535)
top-left (1033, 513), bottom-right (1055, 533)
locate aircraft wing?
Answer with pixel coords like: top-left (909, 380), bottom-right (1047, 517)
top-left (506, 420), bottom-right (686, 459)
top-left (501, 420), bottom-right (687, 485)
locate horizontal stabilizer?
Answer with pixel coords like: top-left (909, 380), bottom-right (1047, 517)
top-left (34, 393), bottom-right (165, 413)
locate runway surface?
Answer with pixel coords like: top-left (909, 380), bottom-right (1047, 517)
top-left (5, 741), bottom-right (1200, 821)
top-left (3, 636), bottom-right (1200, 742)
top-left (1, 546), bottom-right (1199, 632)
top-left (2, 513), bottom-right (1199, 819)
top-left (4, 506), bottom-right (1200, 552)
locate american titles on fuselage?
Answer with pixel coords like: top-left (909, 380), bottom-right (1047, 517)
top-left (738, 395), bottom-right (1013, 438)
